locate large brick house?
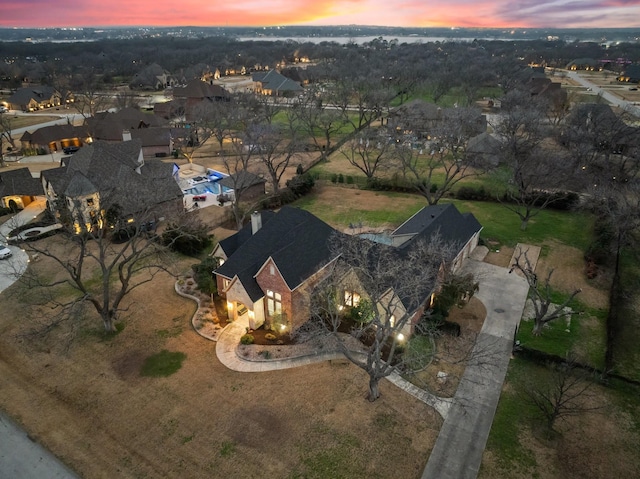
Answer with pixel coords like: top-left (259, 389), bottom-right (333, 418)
top-left (213, 204), bottom-right (482, 335)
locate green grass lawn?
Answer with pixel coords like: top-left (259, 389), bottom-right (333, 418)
top-left (451, 199), bottom-right (594, 251)
top-left (483, 358), bottom-right (539, 474)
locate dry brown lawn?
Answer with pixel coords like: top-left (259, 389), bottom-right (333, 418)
top-left (0, 236), bottom-right (440, 479)
top-left (407, 297), bottom-right (487, 397)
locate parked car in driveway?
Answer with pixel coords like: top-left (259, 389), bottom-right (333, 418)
top-left (63, 145), bottom-right (80, 155)
top-left (0, 243), bottom-right (12, 259)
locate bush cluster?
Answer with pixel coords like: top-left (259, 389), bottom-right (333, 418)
top-left (192, 257), bottom-right (218, 294)
top-left (262, 173), bottom-right (316, 209)
top-left (240, 334), bottom-right (255, 345)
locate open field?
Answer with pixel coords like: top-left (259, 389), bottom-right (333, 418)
top-left (0, 232), bottom-right (440, 479)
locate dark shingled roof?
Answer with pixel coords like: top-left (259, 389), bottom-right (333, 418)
top-left (392, 203), bottom-right (482, 251)
top-left (215, 206), bottom-right (339, 302)
top-left (0, 168), bottom-right (43, 197)
top-left (217, 210), bottom-right (276, 258)
top-left (42, 140), bottom-right (183, 216)
top-left (20, 124), bottom-right (90, 145)
top-left (252, 70), bottom-right (303, 92)
top-left (86, 108), bottom-right (168, 141)
top-left (7, 86), bottom-right (57, 106)
top-left (173, 79), bottom-right (230, 100)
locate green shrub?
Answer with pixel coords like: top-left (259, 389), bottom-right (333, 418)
top-left (192, 257), bottom-right (218, 294)
top-left (346, 176), bottom-right (354, 184)
top-left (240, 334), bottom-right (254, 345)
top-left (330, 173), bottom-right (338, 183)
top-left (162, 221), bottom-right (212, 256)
top-left (338, 173), bottom-right (344, 183)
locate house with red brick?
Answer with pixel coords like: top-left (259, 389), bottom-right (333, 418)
top-left (213, 204), bottom-right (482, 336)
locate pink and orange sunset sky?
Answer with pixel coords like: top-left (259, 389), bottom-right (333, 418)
top-left (2, 0), bottom-right (640, 29)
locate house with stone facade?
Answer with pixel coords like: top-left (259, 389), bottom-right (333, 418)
top-left (213, 203), bottom-right (482, 336)
top-left (41, 139), bottom-right (183, 232)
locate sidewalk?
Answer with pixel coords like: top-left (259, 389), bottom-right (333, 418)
top-left (210, 301), bottom-right (452, 415)
top-left (422, 260), bottom-right (529, 479)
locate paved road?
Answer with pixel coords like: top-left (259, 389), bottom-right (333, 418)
top-left (422, 259), bottom-right (529, 479)
top-left (564, 70), bottom-right (640, 118)
top-left (0, 411), bottom-right (80, 479)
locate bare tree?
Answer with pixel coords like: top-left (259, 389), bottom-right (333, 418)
top-left (520, 359), bottom-right (603, 433)
top-left (223, 131), bottom-right (264, 230)
top-left (0, 110), bottom-right (18, 166)
top-left (114, 91), bottom-right (141, 111)
top-left (70, 69), bottom-right (110, 121)
top-left (290, 86), bottom-right (350, 160)
top-left (248, 121), bottom-right (301, 193)
top-left (510, 250), bottom-right (581, 336)
top-left (492, 89), bottom-right (574, 230)
top-left (339, 127), bottom-right (393, 180)
top-left (14, 192), bottom-right (187, 333)
top-left (397, 107), bottom-right (490, 205)
top-left (305, 233), bottom-right (453, 401)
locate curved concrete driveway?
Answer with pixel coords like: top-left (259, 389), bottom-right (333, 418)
top-left (422, 259), bottom-right (529, 479)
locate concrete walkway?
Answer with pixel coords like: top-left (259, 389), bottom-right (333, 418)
top-left (213, 309), bottom-right (454, 415)
top-left (422, 259), bottom-right (529, 479)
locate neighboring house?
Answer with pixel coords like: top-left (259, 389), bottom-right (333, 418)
top-left (618, 64), bottom-right (640, 83)
top-left (41, 139), bottom-right (183, 232)
top-left (388, 100), bottom-right (486, 140)
top-left (388, 99), bottom-right (442, 136)
top-left (20, 124), bottom-right (91, 154)
top-left (218, 170), bottom-right (266, 202)
top-left (85, 108), bottom-right (173, 157)
top-left (129, 63), bottom-right (177, 90)
top-left (170, 79), bottom-right (230, 122)
top-left (566, 58), bottom-right (601, 71)
top-left (467, 132), bottom-right (502, 167)
top-left (566, 103), bottom-right (640, 155)
top-left (6, 86), bottom-right (70, 112)
top-left (0, 167), bottom-right (43, 210)
top-left (86, 107), bottom-right (168, 140)
top-left (213, 203), bottom-right (482, 336)
top-left (252, 70), bottom-right (303, 96)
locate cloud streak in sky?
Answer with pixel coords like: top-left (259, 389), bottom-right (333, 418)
top-left (1, 0), bottom-right (639, 28)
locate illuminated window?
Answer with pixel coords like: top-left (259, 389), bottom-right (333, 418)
top-left (344, 290), bottom-right (361, 307)
top-left (267, 290), bottom-right (282, 315)
top-left (223, 279), bottom-right (230, 289)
